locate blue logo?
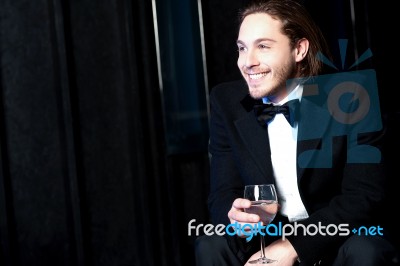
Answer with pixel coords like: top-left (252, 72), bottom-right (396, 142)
top-left (292, 39), bottom-right (382, 168)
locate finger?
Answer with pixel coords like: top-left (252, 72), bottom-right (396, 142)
top-left (228, 208), bottom-right (260, 223)
top-left (232, 198), bottom-right (252, 209)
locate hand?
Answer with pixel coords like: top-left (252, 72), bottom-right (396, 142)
top-left (227, 198), bottom-right (261, 238)
top-left (228, 198), bottom-right (260, 223)
top-left (245, 238), bottom-right (298, 266)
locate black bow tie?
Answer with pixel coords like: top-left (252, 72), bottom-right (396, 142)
top-left (253, 99), bottom-right (300, 127)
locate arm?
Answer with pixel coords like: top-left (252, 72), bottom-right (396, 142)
top-left (208, 85), bottom-right (244, 226)
top-left (288, 112), bottom-right (387, 264)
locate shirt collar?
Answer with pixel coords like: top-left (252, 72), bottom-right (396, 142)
top-left (262, 84), bottom-right (303, 105)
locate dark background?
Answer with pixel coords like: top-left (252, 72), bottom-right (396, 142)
top-left (0, 0), bottom-right (398, 265)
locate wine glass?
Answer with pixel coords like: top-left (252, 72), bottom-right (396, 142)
top-left (244, 184), bottom-right (278, 264)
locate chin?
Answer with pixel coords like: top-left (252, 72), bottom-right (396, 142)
top-left (248, 90), bottom-right (266, 100)
top-left (247, 80), bottom-right (272, 99)
top-left (248, 85), bottom-right (268, 99)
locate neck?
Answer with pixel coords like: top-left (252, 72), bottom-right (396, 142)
top-left (268, 79), bottom-right (301, 103)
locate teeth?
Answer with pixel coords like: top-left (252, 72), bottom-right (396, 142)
top-left (249, 73), bottom-right (267, 80)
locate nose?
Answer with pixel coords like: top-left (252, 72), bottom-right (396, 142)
top-left (244, 49), bottom-right (259, 68)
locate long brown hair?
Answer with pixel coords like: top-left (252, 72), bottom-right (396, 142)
top-left (239, 0), bottom-right (331, 77)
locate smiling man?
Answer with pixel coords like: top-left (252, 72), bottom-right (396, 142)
top-left (195, 0), bottom-right (398, 265)
top-left (236, 14), bottom-right (305, 102)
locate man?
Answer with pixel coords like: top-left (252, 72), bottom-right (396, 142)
top-left (195, 0), bottom-right (398, 265)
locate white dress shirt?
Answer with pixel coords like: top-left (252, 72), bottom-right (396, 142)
top-left (263, 84), bottom-right (309, 222)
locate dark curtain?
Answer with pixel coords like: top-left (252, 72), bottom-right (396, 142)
top-left (0, 0), bottom-right (186, 265)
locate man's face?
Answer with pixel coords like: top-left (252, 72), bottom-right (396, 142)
top-left (237, 13), bottom-right (298, 102)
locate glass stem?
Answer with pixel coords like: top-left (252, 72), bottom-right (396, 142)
top-left (260, 235), bottom-right (266, 258)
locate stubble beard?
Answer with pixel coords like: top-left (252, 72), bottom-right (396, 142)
top-left (247, 64), bottom-right (297, 102)
top-left (248, 81), bottom-right (283, 100)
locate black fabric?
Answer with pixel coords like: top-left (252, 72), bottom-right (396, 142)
top-left (332, 235), bottom-right (400, 266)
top-left (195, 233), bottom-right (399, 266)
top-left (0, 1), bottom-right (184, 265)
top-left (195, 235), bottom-right (244, 266)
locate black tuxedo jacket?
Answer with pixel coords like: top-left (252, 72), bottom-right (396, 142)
top-left (207, 79), bottom-right (388, 264)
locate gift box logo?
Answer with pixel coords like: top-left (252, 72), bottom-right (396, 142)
top-left (294, 39), bottom-right (382, 168)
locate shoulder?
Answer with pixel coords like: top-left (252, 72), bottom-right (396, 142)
top-left (209, 79), bottom-right (257, 120)
top-left (210, 79), bottom-right (248, 105)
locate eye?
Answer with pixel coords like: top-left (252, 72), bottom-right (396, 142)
top-left (258, 44), bottom-right (270, 50)
top-left (237, 45), bottom-right (247, 53)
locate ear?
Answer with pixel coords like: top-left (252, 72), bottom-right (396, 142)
top-left (294, 38), bottom-right (309, 62)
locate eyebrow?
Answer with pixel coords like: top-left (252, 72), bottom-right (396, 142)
top-left (236, 38), bottom-right (277, 45)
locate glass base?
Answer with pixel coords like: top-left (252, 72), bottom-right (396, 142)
top-left (248, 257), bottom-right (277, 264)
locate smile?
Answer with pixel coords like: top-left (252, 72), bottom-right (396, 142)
top-left (248, 72), bottom-right (267, 80)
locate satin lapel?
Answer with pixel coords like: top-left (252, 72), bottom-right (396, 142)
top-left (297, 97), bottom-right (332, 179)
top-left (235, 111), bottom-right (272, 180)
